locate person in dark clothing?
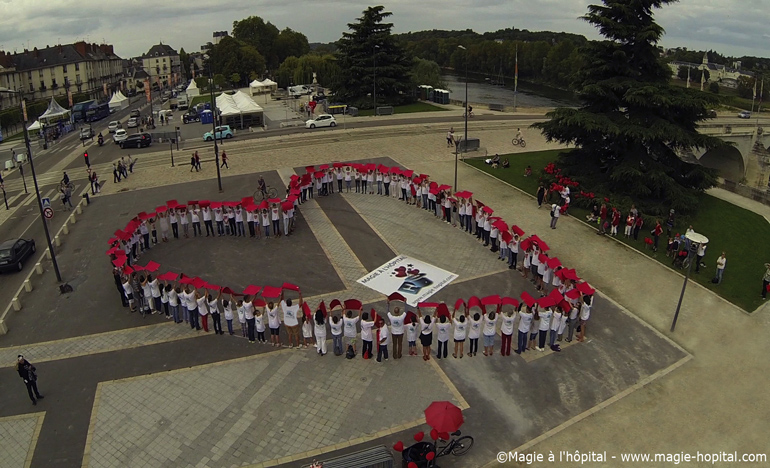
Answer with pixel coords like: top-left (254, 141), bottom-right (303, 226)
top-left (16, 355), bottom-right (44, 405)
top-left (113, 267), bottom-right (129, 307)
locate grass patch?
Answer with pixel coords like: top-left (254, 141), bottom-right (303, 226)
top-left (189, 95), bottom-right (213, 108)
top-left (465, 151), bottom-right (770, 312)
top-left (356, 101), bottom-right (447, 117)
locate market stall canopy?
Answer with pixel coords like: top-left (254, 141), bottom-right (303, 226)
top-left (108, 91), bottom-right (128, 111)
top-left (215, 91), bottom-right (263, 117)
top-left (27, 120), bottom-right (41, 131)
top-left (38, 97), bottom-right (70, 123)
top-left (186, 79), bottom-right (200, 97)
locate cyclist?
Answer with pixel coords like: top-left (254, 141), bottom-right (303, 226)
top-left (515, 128), bottom-right (523, 142)
top-left (61, 171), bottom-right (70, 186)
top-left (257, 175), bottom-right (267, 198)
top-left (467, 105), bottom-right (473, 117)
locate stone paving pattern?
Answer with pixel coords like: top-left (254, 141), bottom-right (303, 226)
top-left (85, 350), bottom-right (458, 468)
top-left (0, 413), bottom-right (41, 468)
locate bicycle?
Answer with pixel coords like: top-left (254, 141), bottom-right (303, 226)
top-left (511, 137), bottom-right (527, 148)
top-left (253, 186), bottom-right (278, 202)
top-left (434, 430), bottom-right (474, 459)
top-left (60, 181), bottom-right (75, 191)
top-left (463, 111), bottom-right (475, 118)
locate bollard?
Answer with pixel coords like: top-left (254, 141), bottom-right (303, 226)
top-left (35, 263), bottom-right (43, 275)
top-left (62, 224), bottom-right (69, 235)
top-left (54, 235), bottom-right (61, 247)
top-left (70, 213), bottom-right (76, 224)
top-left (76, 204), bottom-right (83, 214)
top-left (23, 279), bottom-right (32, 292)
top-left (0, 320), bottom-right (7, 334)
top-left (45, 248), bottom-right (52, 259)
top-left (82, 193), bottom-right (90, 205)
top-left (12, 297), bottom-right (21, 311)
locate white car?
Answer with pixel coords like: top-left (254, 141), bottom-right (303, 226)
top-left (738, 111), bottom-right (751, 119)
top-left (107, 121), bottom-right (121, 133)
top-left (113, 129), bottom-right (128, 144)
top-left (305, 114), bottom-right (337, 129)
top-left (127, 117), bottom-right (138, 128)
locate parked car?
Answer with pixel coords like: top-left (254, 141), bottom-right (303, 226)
top-left (130, 109), bottom-right (141, 118)
top-left (203, 125), bottom-right (234, 141)
top-left (182, 110), bottom-right (199, 124)
top-left (738, 111), bottom-right (751, 119)
top-left (0, 238), bottom-right (36, 273)
top-left (305, 114), bottom-right (337, 129)
top-left (113, 129), bottom-right (128, 144)
top-left (127, 117), bottom-right (138, 128)
top-left (107, 121), bottom-right (121, 133)
top-left (120, 133), bottom-right (152, 149)
top-left (79, 127), bottom-right (95, 140)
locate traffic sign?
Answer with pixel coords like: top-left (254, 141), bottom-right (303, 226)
top-left (41, 197), bottom-right (51, 209)
top-left (43, 207), bottom-right (54, 219)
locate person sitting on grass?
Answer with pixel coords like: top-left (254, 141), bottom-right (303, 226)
top-left (524, 165), bottom-right (532, 177)
top-left (501, 158), bottom-right (510, 169)
top-left (491, 154), bottom-right (500, 168)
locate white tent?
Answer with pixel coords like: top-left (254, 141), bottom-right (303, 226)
top-left (249, 79), bottom-right (267, 96)
top-left (108, 91), bottom-right (128, 111)
top-left (186, 79), bottom-right (200, 97)
top-left (27, 120), bottom-right (41, 131)
top-left (38, 97), bottom-right (70, 124)
top-left (260, 78), bottom-right (278, 92)
top-left (215, 91), bottom-right (264, 129)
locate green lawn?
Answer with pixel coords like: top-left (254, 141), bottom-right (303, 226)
top-left (356, 101), bottom-right (447, 117)
top-left (189, 95), bottom-right (213, 108)
top-left (465, 151), bottom-right (770, 312)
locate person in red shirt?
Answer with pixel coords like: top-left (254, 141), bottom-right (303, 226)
top-left (633, 215), bottom-right (644, 241)
top-left (624, 214), bottom-right (634, 238)
top-left (653, 220), bottom-right (663, 252)
top-left (610, 208), bottom-right (621, 237)
top-left (598, 203), bottom-right (608, 235)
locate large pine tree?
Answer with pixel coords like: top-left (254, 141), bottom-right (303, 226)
top-left (534, 0), bottom-right (725, 215)
top-left (333, 6), bottom-right (413, 109)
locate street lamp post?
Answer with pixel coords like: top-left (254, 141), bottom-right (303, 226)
top-left (208, 67), bottom-right (223, 192)
top-left (455, 45), bottom-right (469, 191)
top-left (0, 88), bottom-right (62, 282)
top-left (670, 232), bottom-right (708, 332)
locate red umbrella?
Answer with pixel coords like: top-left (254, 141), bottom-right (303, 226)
top-left (424, 401), bottom-right (464, 433)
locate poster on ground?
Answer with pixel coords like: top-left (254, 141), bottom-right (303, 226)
top-left (357, 255), bottom-right (458, 306)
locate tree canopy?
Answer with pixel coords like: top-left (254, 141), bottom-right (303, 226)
top-left (332, 6), bottom-right (413, 108)
top-left (206, 36), bottom-right (266, 85)
top-left (533, 0), bottom-right (726, 216)
top-left (232, 16), bottom-right (309, 71)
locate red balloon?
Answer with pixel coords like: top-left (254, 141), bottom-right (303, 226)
top-left (439, 432), bottom-right (450, 440)
top-left (408, 463), bottom-right (418, 468)
top-left (413, 431), bottom-right (424, 442)
top-left (426, 452), bottom-right (435, 461)
top-left (393, 441), bottom-right (404, 452)
top-left (430, 429), bottom-right (439, 440)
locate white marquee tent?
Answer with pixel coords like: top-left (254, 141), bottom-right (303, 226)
top-left (249, 79), bottom-right (266, 96)
top-left (216, 91), bottom-right (264, 129)
top-left (186, 79), bottom-right (200, 97)
top-left (108, 91), bottom-right (128, 111)
top-left (38, 97), bottom-right (70, 124)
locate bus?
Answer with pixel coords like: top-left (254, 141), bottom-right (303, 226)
top-left (71, 100), bottom-right (95, 123)
top-left (85, 102), bottom-right (110, 122)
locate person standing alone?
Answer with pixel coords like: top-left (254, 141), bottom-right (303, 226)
top-left (16, 355), bottom-right (44, 405)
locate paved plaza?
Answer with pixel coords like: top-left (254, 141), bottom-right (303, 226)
top-left (0, 114), bottom-right (767, 468)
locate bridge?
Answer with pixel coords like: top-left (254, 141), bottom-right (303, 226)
top-left (694, 121), bottom-right (770, 188)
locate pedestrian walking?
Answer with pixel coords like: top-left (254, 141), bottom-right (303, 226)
top-left (16, 355), bottom-right (44, 405)
top-left (113, 164), bottom-right (121, 183)
top-left (195, 151), bottom-right (201, 171)
top-left (550, 204), bottom-right (560, 229)
top-left (220, 151), bottom-right (228, 168)
top-left (446, 127), bottom-right (455, 147)
top-left (190, 154), bottom-right (198, 172)
top-left (536, 184), bottom-right (547, 209)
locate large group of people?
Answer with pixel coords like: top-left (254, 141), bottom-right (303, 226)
top-left (107, 161), bottom-right (598, 360)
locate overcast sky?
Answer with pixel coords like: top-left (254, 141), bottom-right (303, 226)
top-left (0, 0), bottom-right (767, 61)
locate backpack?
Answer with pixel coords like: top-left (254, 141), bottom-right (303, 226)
top-left (550, 208), bottom-right (555, 218)
top-left (345, 345), bottom-right (356, 359)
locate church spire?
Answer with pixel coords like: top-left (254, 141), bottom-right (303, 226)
top-left (702, 51), bottom-right (708, 65)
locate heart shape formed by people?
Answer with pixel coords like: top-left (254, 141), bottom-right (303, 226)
top-left (105, 161), bottom-right (593, 317)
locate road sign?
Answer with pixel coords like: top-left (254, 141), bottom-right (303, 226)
top-left (43, 207), bottom-right (54, 219)
top-left (41, 197), bottom-right (51, 209)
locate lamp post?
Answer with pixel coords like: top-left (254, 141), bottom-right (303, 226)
top-left (0, 88), bottom-right (62, 282)
top-left (208, 66), bottom-right (223, 192)
top-left (373, 44), bottom-right (380, 112)
top-left (455, 45), bottom-right (468, 191)
top-left (670, 232), bottom-right (708, 332)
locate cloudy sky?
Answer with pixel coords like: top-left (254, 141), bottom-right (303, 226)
top-left (0, 0), bottom-right (767, 60)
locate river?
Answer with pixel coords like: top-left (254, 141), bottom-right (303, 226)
top-left (440, 73), bottom-right (580, 108)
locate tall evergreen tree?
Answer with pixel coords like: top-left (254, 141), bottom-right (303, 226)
top-left (333, 6), bottom-right (413, 108)
top-left (533, 0), bottom-right (725, 215)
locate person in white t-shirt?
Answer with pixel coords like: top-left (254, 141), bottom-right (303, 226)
top-left (236, 300), bottom-right (247, 337)
top-left (418, 308), bottom-right (435, 361)
top-left (556, 306), bottom-right (569, 343)
top-left (280, 290), bottom-right (303, 348)
top-left (406, 316), bottom-right (419, 356)
top-left (313, 309), bottom-right (327, 355)
top-left (121, 275), bottom-right (135, 312)
top-left (375, 171), bottom-right (383, 195)
top-left (549, 306), bottom-right (563, 352)
top-left (482, 311), bottom-right (499, 356)
top-left (360, 311), bottom-right (375, 359)
top-left (261, 209), bottom-right (271, 238)
top-left (435, 315), bottom-right (451, 359)
top-left (202, 206), bottom-right (215, 237)
top-left (148, 275), bottom-right (162, 315)
top-left (537, 306), bottom-right (553, 352)
top-left (468, 312), bottom-right (482, 357)
top-left (223, 297), bottom-right (235, 335)
top-left (451, 308), bottom-right (468, 359)
top-left (208, 289), bottom-right (223, 335)
top-left (167, 284), bottom-right (179, 323)
top-left (255, 306), bottom-right (267, 343)
top-left (578, 295), bottom-right (592, 342)
top-left (516, 304), bottom-right (533, 354)
top-left (500, 308), bottom-right (516, 356)
top-left (386, 301), bottom-right (405, 359)
top-left (376, 319), bottom-right (389, 362)
top-left (330, 314), bottom-right (344, 356)
top-left (266, 301), bottom-right (281, 346)
top-left (196, 289), bottom-right (210, 332)
top-left (342, 308), bottom-right (361, 354)
top-left (178, 207), bottom-right (189, 238)
top-left (190, 206), bottom-right (202, 237)
top-left (270, 203), bottom-right (281, 238)
top-left (243, 296), bottom-right (257, 341)
top-left (301, 313), bottom-right (313, 349)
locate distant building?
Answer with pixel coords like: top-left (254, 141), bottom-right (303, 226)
top-left (141, 43), bottom-right (181, 89)
top-left (0, 42), bottom-right (123, 110)
top-left (668, 52), bottom-right (754, 83)
top-left (213, 31), bottom-right (229, 45)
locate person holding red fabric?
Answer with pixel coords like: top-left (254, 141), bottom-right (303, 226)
top-left (652, 220), bottom-right (663, 252)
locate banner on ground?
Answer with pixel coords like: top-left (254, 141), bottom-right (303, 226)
top-left (357, 255), bottom-right (457, 306)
